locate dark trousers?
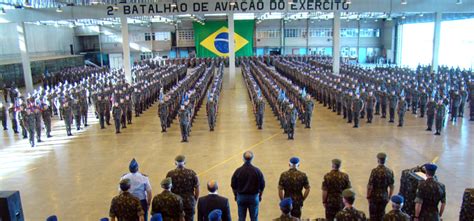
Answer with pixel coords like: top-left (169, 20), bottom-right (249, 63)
top-left (343, 106), bottom-right (347, 118)
top-left (237, 194), bottom-right (259, 221)
top-left (367, 108), bottom-right (374, 122)
top-left (389, 108), bottom-right (395, 122)
top-left (140, 199), bottom-right (149, 221)
top-left (412, 101), bottom-right (418, 114)
top-left (127, 110), bottom-right (132, 124)
top-left (99, 113), bottom-right (105, 128)
top-left (375, 102), bottom-right (380, 114)
top-left (287, 123), bottom-right (295, 139)
top-left (1, 116), bottom-right (6, 129)
top-left (44, 120), bottom-right (51, 136)
top-left (420, 104), bottom-right (426, 117)
top-left (369, 199), bottom-right (388, 221)
top-left (256, 113), bottom-right (263, 128)
top-left (435, 117), bottom-right (443, 133)
top-left (105, 112), bottom-right (111, 125)
top-left (347, 110), bottom-right (353, 123)
top-left (427, 114), bottom-right (434, 130)
top-left (121, 114), bottom-right (126, 128)
top-left (114, 118), bottom-right (121, 133)
top-left (459, 102), bottom-right (465, 116)
top-left (353, 112), bottom-right (359, 127)
top-left (337, 102), bottom-right (342, 115)
top-left (180, 123), bottom-right (188, 141)
top-left (325, 204), bottom-right (343, 221)
top-left (11, 118), bottom-right (18, 132)
top-left (65, 120), bottom-right (72, 135)
top-left (160, 116), bottom-right (167, 131)
top-left (74, 115), bottom-right (81, 129)
top-left (304, 113), bottom-right (311, 128)
top-left (82, 112), bottom-right (88, 126)
top-left (381, 104), bottom-right (387, 117)
top-left (398, 112), bottom-right (405, 126)
top-left (28, 128), bottom-right (35, 146)
top-left (451, 106), bottom-right (459, 121)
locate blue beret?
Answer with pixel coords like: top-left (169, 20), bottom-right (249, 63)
top-left (208, 209), bottom-right (222, 221)
top-left (129, 158), bottom-right (139, 173)
top-left (279, 197), bottom-right (293, 208)
top-left (391, 195), bottom-right (404, 205)
top-left (424, 163), bottom-right (438, 172)
top-left (46, 215), bottom-right (58, 221)
top-left (150, 213), bottom-right (163, 221)
top-left (289, 157), bottom-right (300, 165)
top-left (99, 218), bottom-right (109, 221)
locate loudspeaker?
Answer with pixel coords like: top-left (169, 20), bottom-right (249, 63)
top-left (0, 191), bottom-right (24, 221)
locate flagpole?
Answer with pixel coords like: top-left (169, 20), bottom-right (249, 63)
top-left (228, 13), bottom-right (236, 89)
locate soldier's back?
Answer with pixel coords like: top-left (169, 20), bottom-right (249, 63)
top-left (167, 168), bottom-right (198, 195)
top-left (279, 169), bottom-right (309, 201)
top-left (152, 191), bottom-right (183, 220)
top-left (335, 207), bottom-right (367, 221)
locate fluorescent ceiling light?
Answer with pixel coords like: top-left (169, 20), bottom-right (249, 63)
top-left (234, 13), bottom-right (255, 20)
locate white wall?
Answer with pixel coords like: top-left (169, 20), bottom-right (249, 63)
top-left (0, 23), bottom-right (74, 60)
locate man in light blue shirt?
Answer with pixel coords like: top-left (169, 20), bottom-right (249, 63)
top-left (120, 158), bottom-right (153, 221)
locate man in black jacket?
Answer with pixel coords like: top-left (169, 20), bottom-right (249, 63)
top-left (197, 180), bottom-right (231, 221)
top-left (231, 151), bottom-right (265, 221)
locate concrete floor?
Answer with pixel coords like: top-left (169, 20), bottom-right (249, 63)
top-left (0, 68), bottom-right (473, 221)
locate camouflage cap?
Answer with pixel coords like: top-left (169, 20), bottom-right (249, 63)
top-left (161, 177), bottom-right (172, 187)
top-left (377, 152), bottom-right (387, 160)
top-left (332, 159), bottom-right (342, 166)
top-left (175, 155), bottom-right (186, 163)
top-left (342, 189), bottom-right (355, 198)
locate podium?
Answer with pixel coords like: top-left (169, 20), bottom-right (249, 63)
top-left (399, 166), bottom-right (427, 217)
top-left (0, 191), bottom-right (24, 221)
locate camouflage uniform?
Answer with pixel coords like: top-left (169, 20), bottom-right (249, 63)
top-left (151, 190), bottom-right (185, 221)
top-left (278, 168), bottom-right (310, 218)
top-left (60, 105), bottom-right (73, 136)
top-left (166, 168), bottom-right (199, 221)
top-left (303, 99), bottom-right (314, 128)
top-left (25, 111), bottom-right (36, 147)
top-left (8, 106), bottom-right (19, 133)
top-left (382, 209), bottom-right (410, 221)
top-left (322, 170), bottom-right (351, 221)
top-left (41, 106), bottom-right (52, 137)
top-left (109, 192), bottom-right (144, 221)
top-left (158, 102), bottom-right (168, 132)
top-left (415, 178), bottom-right (446, 221)
top-left (273, 214), bottom-right (299, 221)
top-left (367, 165), bottom-right (395, 221)
top-left (335, 207), bottom-right (367, 221)
top-left (256, 99), bottom-right (265, 129)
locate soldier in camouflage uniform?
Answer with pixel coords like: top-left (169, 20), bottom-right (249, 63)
top-left (367, 153), bottom-right (395, 221)
top-left (459, 86), bottom-right (467, 117)
top-left (388, 91), bottom-right (398, 123)
top-left (397, 95), bottom-right (408, 127)
top-left (0, 102), bottom-right (6, 130)
top-left (112, 102), bottom-right (122, 134)
top-left (33, 107), bottom-right (42, 142)
top-left (19, 104), bottom-right (28, 138)
top-left (97, 96), bottom-right (106, 129)
top-left (60, 102), bottom-right (73, 136)
top-left (158, 96), bottom-right (168, 132)
top-left (303, 95), bottom-right (313, 128)
top-left (322, 159), bottom-right (352, 221)
top-left (8, 103), bottom-right (19, 133)
top-left (166, 155), bottom-right (200, 221)
top-left (72, 99), bottom-right (82, 131)
top-left (274, 198), bottom-right (299, 221)
top-left (419, 89), bottom-right (428, 118)
top-left (79, 91), bottom-right (89, 127)
top-left (278, 157), bottom-right (310, 218)
top-left (335, 189), bottom-right (366, 221)
top-left (151, 177), bottom-right (185, 221)
top-left (178, 105), bottom-right (190, 142)
top-left (352, 93), bottom-right (364, 128)
top-left (450, 90), bottom-right (461, 122)
top-left (206, 96), bottom-right (217, 131)
top-left (109, 178), bottom-right (145, 221)
top-left (285, 103), bottom-right (298, 140)
top-left (120, 98), bottom-right (127, 129)
top-left (426, 97), bottom-right (436, 131)
top-left (25, 108), bottom-right (36, 147)
top-left (383, 195), bottom-right (410, 221)
top-left (41, 103), bottom-right (52, 138)
top-left (414, 164), bottom-right (446, 221)
top-left (434, 100), bottom-right (446, 136)
top-left (366, 91), bottom-right (376, 123)
top-left (125, 95), bottom-right (133, 124)
top-left (255, 96), bottom-right (265, 130)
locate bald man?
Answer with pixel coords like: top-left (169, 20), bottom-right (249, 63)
top-left (197, 180), bottom-right (231, 221)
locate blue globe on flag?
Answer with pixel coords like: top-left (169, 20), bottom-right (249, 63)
top-left (214, 32), bottom-right (229, 54)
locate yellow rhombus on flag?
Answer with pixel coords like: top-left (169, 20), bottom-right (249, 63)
top-left (200, 27), bottom-right (249, 57)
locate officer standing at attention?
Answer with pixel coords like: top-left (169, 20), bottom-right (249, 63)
top-left (60, 102), bottom-right (73, 136)
top-left (426, 96), bottom-right (436, 131)
top-left (414, 164), bottom-right (446, 221)
top-left (151, 178), bottom-right (185, 221)
top-left (322, 159), bottom-right (352, 221)
top-left (285, 103), bottom-right (298, 140)
top-left (8, 103), bottom-right (19, 133)
top-left (434, 100), bottom-right (446, 136)
top-left (206, 96), bottom-right (216, 131)
top-left (335, 189), bottom-right (366, 221)
top-left (352, 93), bottom-right (364, 128)
top-left (231, 151), bottom-right (265, 221)
top-left (178, 105), bottom-right (190, 142)
top-left (33, 107), bottom-right (43, 142)
top-left (25, 108), bottom-right (36, 147)
top-left (382, 195), bottom-right (410, 221)
top-left (255, 96), bottom-right (265, 130)
top-left (109, 179), bottom-right (145, 221)
top-left (158, 97), bottom-right (168, 132)
top-left (366, 91), bottom-right (376, 123)
top-left (303, 94), bottom-right (314, 128)
top-left (166, 155), bottom-right (200, 221)
top-left (367, 153), bottom-right (395, 221)
top-left (97, 95), bottom-right (106, 129)
top-left (72, 99), bottom-right (82, 131)
top-left (388, 91), bottom-right (398, 123)
top-left (41, 103), bottom-right (52, 138)
top-left (278, 157), bottom-right (310, 218)
top-left (120, 159), bottom-right (153, 221)
top-left (397, 95), bottom-right (408, 127)
top-left (273, 198), bottom-right (300, 221)
top-left (112, 102), bottom-right (122, 134)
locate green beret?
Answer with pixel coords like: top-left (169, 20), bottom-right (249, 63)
top-left (342, 189), bottom-right (355, 198)
top-left (332, 159), bottom-right (342, 166)
top-left (175, 155), bottom-right (186, 163)
top-left (377, 152), bottom-right (387, 160)
top-left (161, 177), bottom-right (172, 187)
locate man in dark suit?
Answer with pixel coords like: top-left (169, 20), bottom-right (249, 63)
top-left (197, 180), bottom-right (231, 221)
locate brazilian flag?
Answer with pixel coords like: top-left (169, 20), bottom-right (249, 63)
top-left (193, 20), bottom-right (254, 58)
